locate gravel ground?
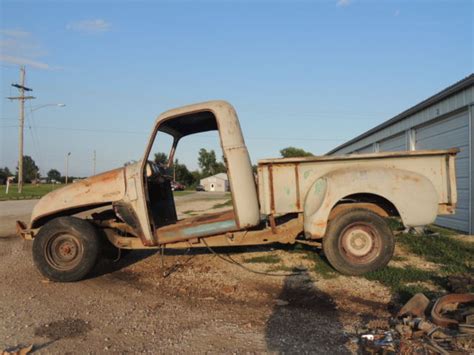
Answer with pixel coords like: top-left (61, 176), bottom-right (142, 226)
top-left (1, 193), bottom-right (393, 354)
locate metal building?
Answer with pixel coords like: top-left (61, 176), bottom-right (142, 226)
top-left (328, 74), bottom-right (474, 234)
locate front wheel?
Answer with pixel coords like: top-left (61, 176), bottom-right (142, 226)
top-left (323, 208), bottom-right (394, 275)
top-left (32, 217), bottom-right (101, 282)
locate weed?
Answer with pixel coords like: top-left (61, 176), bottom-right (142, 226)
top-left (386, 217), bottom-right (404, 231)
top-left (365, 266), bottom-right (440, 303)
top-left (243, 254), bottom-right (281, 264)
top-left (425, 225), bottom-right (458, 236)
top-left (303, 252), bottom-right (337, 279)
top-left (398, 233), bottom-right (474, 273)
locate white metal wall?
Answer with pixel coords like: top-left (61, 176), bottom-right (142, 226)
top-left (356, 145), bottom-right (375, 153)
top-left (329, 86), bottom-right (473, 234)
top-left (379, 133), bottom-right (406, 152)
top-left (415, 109), bottom-right (470, 231)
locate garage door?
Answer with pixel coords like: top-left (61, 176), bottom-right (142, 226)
top-left (379, 133), bottom-right (406, 152)
top-left (415, 109), bottom-right (470, 232)
top-left (356, 145), bottom-right (374, 154)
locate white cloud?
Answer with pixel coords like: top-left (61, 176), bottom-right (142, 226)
top-left (0, 54), bottom-right (49, 69)
top-left (0, 28), bottom-right (50, 69)
top-left (336, 0), bottom-right (351, 7)
top-left (0, 29), bottom-right (30, 38)
top-left (66, 19), bottom-right (111, 34)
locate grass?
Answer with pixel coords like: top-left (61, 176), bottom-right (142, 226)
top-left (365, 266), bottom-right (441, 303)
top-left (173, 190), bottom-right (195, 197)
top-left (303, 251), bottom-right (338, 279)
top-left (243, 254), bottom-right (282, 264)
top-left (212, 199), bottom-right (233, 209)
top-left (0, 184), bottom-right (194, 201)
top-left (0, 183), bottom-right (63, 201)
top-left (273, 244), bottom-right (338, 279)
top-left (364, 221), bottom-right (474, 303)
top-left (397, 232), bottom-right (473, 273)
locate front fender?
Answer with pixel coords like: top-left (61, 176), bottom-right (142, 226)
top-left (303, 167), bottom-right (439, 238)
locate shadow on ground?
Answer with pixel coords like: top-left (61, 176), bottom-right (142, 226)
top-left (265, 270), bottom-right (349, 353)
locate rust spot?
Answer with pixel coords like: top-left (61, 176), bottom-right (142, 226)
top-left (268, 164), bottom-right (275, 214)
top-left (329, 203), bottom-right (389, 220)
top-left (313, 221), bottom-right (327, 228)
top-left (294, 164), bottom-right (301, 210)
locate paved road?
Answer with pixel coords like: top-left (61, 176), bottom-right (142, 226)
top-left (0, 192), bottom-right (229, 237)
top-left (0, 200), bottom-right (37, 237)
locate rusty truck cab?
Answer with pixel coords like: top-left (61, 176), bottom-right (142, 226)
top-left (130, 100), bottom-right (260, 246)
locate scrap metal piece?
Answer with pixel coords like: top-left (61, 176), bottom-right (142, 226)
top-left (367, 319), bottom-right (390, 330)
top-left (431, 294), bottom-right (474, 327)
top-left (458, 324), bottom-right (474, 335)
top-left (398, 293), bottom-right (430, 318)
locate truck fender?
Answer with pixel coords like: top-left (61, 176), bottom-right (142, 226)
top-left (303, 167), bottom-right (439, 238)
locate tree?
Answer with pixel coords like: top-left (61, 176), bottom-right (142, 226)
top-left (47, 169), bottom-right (61, 182)
top-left (0, 167), bottom-right (12, 182)
top-left (16, 155), bottom-right (40, 183)
top-left (280, 147), bottom-right (313, 158)
top-left (173, 159), bottom-right (195, 186)
top-left (154, 152), bottom-right (168, 165)
top-left (198, 148), bottom-right (226, 177)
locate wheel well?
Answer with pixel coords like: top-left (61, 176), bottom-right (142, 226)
top-left (31, 203), bottom-right (112, 229)
top-left (331, 193), bottom-right (400, 219)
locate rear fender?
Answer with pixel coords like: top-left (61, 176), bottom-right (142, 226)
top-left (303, 167), bottom-right (439, 238)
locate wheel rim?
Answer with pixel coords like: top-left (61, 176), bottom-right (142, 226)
top-left (44, 233), bottom-right (84, 270)
top-left (339, 222), bottom-right (381, 265)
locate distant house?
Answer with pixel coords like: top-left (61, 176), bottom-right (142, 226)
top-left (200, 173), bottom-right (229, 192)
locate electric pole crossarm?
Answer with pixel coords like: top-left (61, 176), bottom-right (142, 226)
top-left (11, 83), bottom-right (33, 91)
top-left (7, 96), bottom-right (36, 100)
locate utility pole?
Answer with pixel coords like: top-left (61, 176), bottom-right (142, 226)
top-left (65, 152), bottom-right (71, 184)
top-left (7, 66), bottom-right (36, 193)
top-left (93, 150), bottom-right (96, 176)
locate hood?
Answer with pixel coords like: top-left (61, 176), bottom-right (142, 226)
top-left (30, 167), bottom-right (126, 228)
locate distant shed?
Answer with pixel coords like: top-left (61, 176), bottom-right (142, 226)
top-left (200, 173), bottom-right (229, 192)
top-left (328, 74), bottom-right (474, 234)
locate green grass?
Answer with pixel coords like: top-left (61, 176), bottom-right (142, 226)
top-left (212, 199), bottom-right (233, 209)
top-left (303, 252), bottom-right (338, 279)
top-left (364, 227), bottom-right (473, 303)
top-left (397, 232), bottom-right (473, 273)
top-left (365, 266), bottom-right (439, 303)
top-left (0, 184), bottom-right (194, 201)
top-left (386, 217), bottom-right (405, 231)
top-left (0, 183), bottom-right (63, 201)
top-left (243, 254), bottom-right (282, 264)
top-left (173, 190), bottom-right (194, 197)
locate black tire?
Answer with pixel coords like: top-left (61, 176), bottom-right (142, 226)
top-left (32, 217), bottom-right (101, 282)
top-left (323, 208), bottom-right (394, 276)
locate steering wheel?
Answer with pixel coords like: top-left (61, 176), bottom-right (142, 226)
top-left (146, 161), bottom-right (172, 182)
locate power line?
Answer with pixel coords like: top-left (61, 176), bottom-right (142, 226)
top-left (0, 124), bottom-right (346, 141)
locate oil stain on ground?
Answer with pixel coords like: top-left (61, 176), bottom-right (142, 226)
top-left (34, 318), bottom-right (91, 340)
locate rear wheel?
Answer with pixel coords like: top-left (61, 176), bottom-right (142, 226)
top-left (323, 208), bottom-right (394, 275)
top-left (33, 217), bottom-right (101, 282)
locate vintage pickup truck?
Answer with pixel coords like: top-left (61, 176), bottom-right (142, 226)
top-left (17, 101), bottom-right (458, 282)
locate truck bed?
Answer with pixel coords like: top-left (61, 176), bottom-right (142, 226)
top-left (257, 149), bottom-right (458, 216)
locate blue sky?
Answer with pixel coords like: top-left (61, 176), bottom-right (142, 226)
top-left (1, 0), bottom-right (473, 177)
